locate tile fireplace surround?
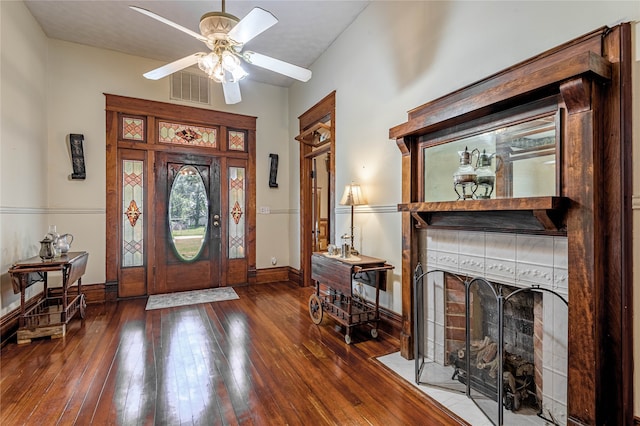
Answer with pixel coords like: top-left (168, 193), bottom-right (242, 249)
top-left (424, 229), bottom-right (567, 298)
top-left (419, 228), bottom-right (569, 424)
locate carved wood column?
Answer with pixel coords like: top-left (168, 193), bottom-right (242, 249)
top-left (560, 77), bottom-right (600, 426)
top-left (397, 137), bottom-right (414, 358)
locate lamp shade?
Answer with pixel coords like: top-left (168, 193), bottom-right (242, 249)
top-left (339, 183), bottom-right (367, 206)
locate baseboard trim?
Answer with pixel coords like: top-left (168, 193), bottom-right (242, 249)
top-left (377, 305), bottom-right (402, 340)
top-left (255, 267), bottom-right (289, 284)
top-left (287, 267), bottom-right (301, 285)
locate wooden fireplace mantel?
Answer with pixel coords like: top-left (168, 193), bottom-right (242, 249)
top-left (390, 25), bottom-right (633, 426)
top-left (398, 196), bottom-right (569, 233)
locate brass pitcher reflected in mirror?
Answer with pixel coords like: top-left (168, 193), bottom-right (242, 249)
top-left (453, 147), bottom-right (478, 200)
top-left (475, 149), bottom-right (498, 199)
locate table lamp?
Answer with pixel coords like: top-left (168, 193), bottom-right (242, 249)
top-left (339, 183), bottom-right (367, 255)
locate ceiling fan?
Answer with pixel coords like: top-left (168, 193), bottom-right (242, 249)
top-left (130, 0), bottom-right (312, 104)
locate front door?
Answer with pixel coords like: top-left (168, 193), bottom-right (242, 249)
top-left (153, 152), bottom-right (221, 294)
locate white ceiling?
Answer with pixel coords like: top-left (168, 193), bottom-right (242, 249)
top-left (23, 0), bottom-right (371, 87)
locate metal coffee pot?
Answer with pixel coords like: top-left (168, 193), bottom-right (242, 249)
top-left (39, 235), bottom-right (56, 260)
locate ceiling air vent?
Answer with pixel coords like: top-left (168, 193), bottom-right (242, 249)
top-left (170, 71), bottom-right (210, 105)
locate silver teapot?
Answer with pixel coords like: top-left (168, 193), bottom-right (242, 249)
top-left (39, 235), bottom-right (56, 260)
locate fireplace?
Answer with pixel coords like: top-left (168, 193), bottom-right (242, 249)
top-left (390, 25), bottom-right (632, 425)
top-left (414, 229), bottom-right (568, 425)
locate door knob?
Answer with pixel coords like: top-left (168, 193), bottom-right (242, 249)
top-left (213, 214), bottom-right (220, 220)
top-left (213, 221), bottom-right (220, 227)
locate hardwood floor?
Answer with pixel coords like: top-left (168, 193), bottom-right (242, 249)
top-left (1, 282), bottom-right (464, 425)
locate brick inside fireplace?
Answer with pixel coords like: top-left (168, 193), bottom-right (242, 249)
top-left (444, 274), bottom-right (542, 412)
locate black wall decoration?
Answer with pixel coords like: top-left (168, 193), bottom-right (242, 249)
top-left (268, 153), bottom-right (279, 188)
top-left (69, 133), bottom-right (86, 180)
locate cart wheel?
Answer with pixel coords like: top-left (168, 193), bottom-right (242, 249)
top-left (308, 294), bottom-right (323, 325)
top-left (79, 294), bottom-right (87, 319)
top-left (344, 334), bottom-right (352, 345)
top-left (370, 328), bottom-right (378, 339)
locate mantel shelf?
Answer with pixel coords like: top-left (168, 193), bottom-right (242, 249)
top-left (398, 196), bottom-right (569, 234)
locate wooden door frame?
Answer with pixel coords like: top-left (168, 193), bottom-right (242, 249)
top-left (297, 92), bottom-right (335, 287)
top-left (105, 94), bottom-right (257, 299)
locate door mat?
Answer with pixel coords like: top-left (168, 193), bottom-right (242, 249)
top-left (145, 287), bottom-right (239, 310)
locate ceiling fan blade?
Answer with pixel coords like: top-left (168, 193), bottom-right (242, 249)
top-left (222, 81), bottom-right (242, 104)
top-left (227, 7), bottom-right (278, 44)
top-left (244, 51), bottom-right (312, 82)
top-left (130, 6), bottom-right (208, 43)
top-left (143, 53), bottom-right (203, 80)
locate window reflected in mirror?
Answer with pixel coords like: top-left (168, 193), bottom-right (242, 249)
top-left (169, 165), bottom-right (209, 261)
top-left (423, 116), bottom-right (557, 202)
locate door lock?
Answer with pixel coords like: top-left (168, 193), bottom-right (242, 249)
top-left (213, 214), bottom-right (220, 220)
top-left (213, 220), bottom-right (220, 227)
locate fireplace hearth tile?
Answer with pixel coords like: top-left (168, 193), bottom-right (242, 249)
top-left (377, 352), bottom-right (550, 426)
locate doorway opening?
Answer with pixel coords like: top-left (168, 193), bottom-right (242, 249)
top-left (296, 92), bottom-right (335, 287)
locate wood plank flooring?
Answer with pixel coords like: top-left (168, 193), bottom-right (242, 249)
top-left (1, 282), bottom-right (464, 425)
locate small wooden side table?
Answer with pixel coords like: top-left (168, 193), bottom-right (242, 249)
top-left (9, 251), bottom-right (89, 344)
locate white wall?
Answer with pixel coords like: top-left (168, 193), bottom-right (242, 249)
top-left (288, 0), bottom-right (639, 411)
top-left (0, 1), bottom-right (49, 316)
top-left (0, 1), bottom-right (292, 315)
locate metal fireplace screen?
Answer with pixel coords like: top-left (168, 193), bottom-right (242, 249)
top-left (413, 264), bottom-right (568, 426)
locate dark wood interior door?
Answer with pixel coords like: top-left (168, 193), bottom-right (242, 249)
top-left (153, 152), bottom-right (221, 294)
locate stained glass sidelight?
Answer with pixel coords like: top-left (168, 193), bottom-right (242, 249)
top-left (228, 167), bottom-right (245, 259)
top-left (228, 130), bottom-right (246, 151)
top-left (158, 121), bottom-right (217, 148)
top-left (122, 116), bottom-right (145, 141)
top-left (122, 160), bottom-right (144, 267)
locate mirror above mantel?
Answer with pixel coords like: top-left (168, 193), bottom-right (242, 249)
top-left (422, 112), bottom-right (559, 203)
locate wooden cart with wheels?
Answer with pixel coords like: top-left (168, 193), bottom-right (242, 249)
top-left (310, 252), bottom-right (393, 344)
top-left (9, 251), bottom-right (89, 344)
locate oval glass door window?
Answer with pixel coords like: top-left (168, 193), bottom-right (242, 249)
top-left (168, 165), bottom-right (209, 261)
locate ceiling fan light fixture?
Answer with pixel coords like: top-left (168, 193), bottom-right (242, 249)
top-left (198, 52), bottom-right (219, 71)
top-left (198, 50), bottom-right (247, 84)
